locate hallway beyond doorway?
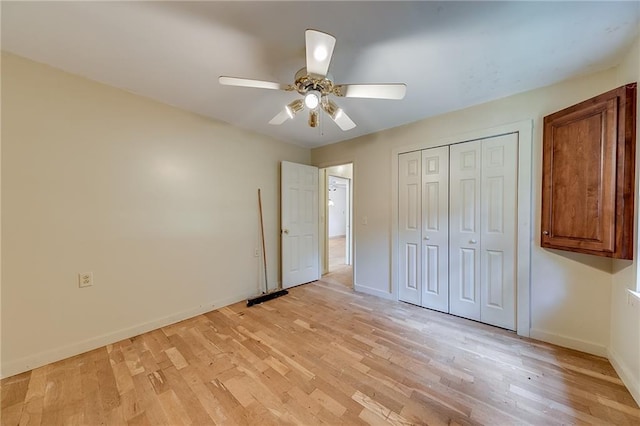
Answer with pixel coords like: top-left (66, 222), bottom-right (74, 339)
top-left (326, 236), bottom-right (353, 288)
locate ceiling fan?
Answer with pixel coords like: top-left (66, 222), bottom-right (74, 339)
top-left (219, 29), bottom-right (407, 131)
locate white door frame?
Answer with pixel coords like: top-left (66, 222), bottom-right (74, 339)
top-left (391, 120), bottom-right (533, 337)
top-left (317, 163), bottom-right (355, 280)
top-left (345, 177), bottom-right (352, 265)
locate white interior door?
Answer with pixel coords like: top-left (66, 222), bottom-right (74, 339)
top-left (282, 161), bottom-right (319, 289)
top-left (421, 147), bottom-right (450, 312)
top-left (398, 151), bottom-right (422, 305)
top-left (480, 134), bottom-right (518, 330)
top-left (449, 141), bottom-right (482, 321)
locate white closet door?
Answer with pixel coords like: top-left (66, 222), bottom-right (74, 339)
top-left (480, 134), bottom-right (518, 330)
top-left (398, 151), bottom-right (422, 305)
top-left (421, 147), bottom-right (449, 312)
top-left (449, 141), bottom-right (482, 321)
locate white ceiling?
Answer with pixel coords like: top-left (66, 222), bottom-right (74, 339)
top-left (2, 2), bottom-right (638, 149)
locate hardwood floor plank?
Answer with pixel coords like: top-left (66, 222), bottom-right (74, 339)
top-left (113, 361), bottom-right (136, 395)
top-left (95, 350), bottom-right (121, 412)
top-left (156, 389), bottom-right (191, 425)
top-left (164, 347), bottom-right (189, 371)
top-left (180, 368), bottom-right (229, 424)
top-left (130, 373), bottom-right (170, 426)
top-left (1, 371), bottom-right (31, 410)
top-left (17, 395), bottom-right (43, 426)
top-left (119, 389), bottom-right (143, 422)
top-left (126, 412), bottom-right (152, 426)
top-left (1, 403), bottom-right (25, 426)
top-left (310, 387), bottom-right (347, 417)
top-left (2, 277), bottom-right (638, 425)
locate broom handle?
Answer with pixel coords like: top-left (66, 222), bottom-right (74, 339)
top-left (258, 189), bottom-right (269, 292)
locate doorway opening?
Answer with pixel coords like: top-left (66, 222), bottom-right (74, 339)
top-left (321, 164), bottom-right (353, 289)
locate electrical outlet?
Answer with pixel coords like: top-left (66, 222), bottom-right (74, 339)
top-left (254, 248), bottom-right (260, 257)
top-left (78, 272), bottom-right (93, 288)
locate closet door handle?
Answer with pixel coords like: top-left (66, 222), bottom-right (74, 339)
top-left (423, 236), bottom-right (430, 240)
top-left (469, 239), bottom-right (477, 244)
top-left (542, 231), bottom-right (549, 235)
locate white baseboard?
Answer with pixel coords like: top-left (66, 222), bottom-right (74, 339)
top-left (354, 283), bottom-right (394, 300)
top-left (529, 328), bottom-right (608, 357)
top-left (0, 292), bottom-right (254, 379)
top-left (608, 347), bottom-right (640, 406)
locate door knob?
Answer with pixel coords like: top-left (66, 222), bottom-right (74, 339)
top-left (423, 236), bottom-right (430, 240)
top-left (469, 239), bottom-right (477, 244)
top-left (542, 231), bottom-right (549, 235)
top-left (283, 229), bottom-right (289, 235)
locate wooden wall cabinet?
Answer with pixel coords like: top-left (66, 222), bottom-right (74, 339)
top-left (541, 84), bottom-right (636, 259)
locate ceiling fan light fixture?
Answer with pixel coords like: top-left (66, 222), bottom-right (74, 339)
top-left (309, 110), bottom-right (319, 127)
top-left (324, 99), bottom-right (341, 119)
top-left (304, 91), bottom-right (320, 110)
top-left (286, 99), bottom-right (304, 118)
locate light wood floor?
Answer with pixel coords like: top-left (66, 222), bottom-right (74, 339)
top-left (2, 278), bottom-right (639, 425)
top-left (327, 236), bottom-right (353, 289)
top-left (328, 236), bottom-right (347, 270)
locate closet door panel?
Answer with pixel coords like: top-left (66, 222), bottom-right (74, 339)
top-left (421, 146), bottom-right (449, 312)
top-left (449, 141), bottom-right (481, 321)
top-left (481, 134), bottom-right (518, 330)
top-left (398, 151), bottom-right (422, 305)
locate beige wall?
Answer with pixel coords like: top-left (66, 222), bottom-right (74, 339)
top-left (611, 38), bottom-right (640, 405)
top-left (325, 164), bottom-right (353, 180)
top-left (1, 53), bottom-right (310, 377)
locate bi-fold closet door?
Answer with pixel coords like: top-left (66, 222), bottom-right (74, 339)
top-left (398, 134), bottom-right (518, 330)
top-left (398, 146), bottom-right (449, 312)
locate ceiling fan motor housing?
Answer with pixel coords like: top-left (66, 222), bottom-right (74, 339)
top-left (294, 68), bottom-right (338, 98)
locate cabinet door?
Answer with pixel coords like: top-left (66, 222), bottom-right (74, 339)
top-left (449, 141), bottom-right (481, 321)
top-left (421, 147), bottom-right (449, 312)
top-left (480, 134), bottom-right (518, 330)
top-left (398, 151), bottom-right (422, 305)
top-left (542, 97), bottom-right (617, 253)
top-left (541, 84), bottom-right (636, 259)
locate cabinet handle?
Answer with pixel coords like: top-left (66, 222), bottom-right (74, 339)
top-left (469, 239), bottom-right (477, 244)
top-left (542, 231), bottom-right (549, 235)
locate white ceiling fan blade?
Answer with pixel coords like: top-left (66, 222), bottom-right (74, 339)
top-left (219, 76), bottom-right (289, 91)
top-left (269, 99), bottom-right (304, 125)
top-left (305, 29), bottom-right (336, 78)
top-left (332, 109), bottom-right (356, 131)
top-left (322, 99), bottom-right (356, 131)
top-left (269, 108), bottom-right (291, 125)
top-left (336, 83), bottom-right (407, 100)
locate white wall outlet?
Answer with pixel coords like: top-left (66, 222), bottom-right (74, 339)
top-left (78, 272), bottom-right (93, 288)
top-left (254, 248), bottom-right (260, 257)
